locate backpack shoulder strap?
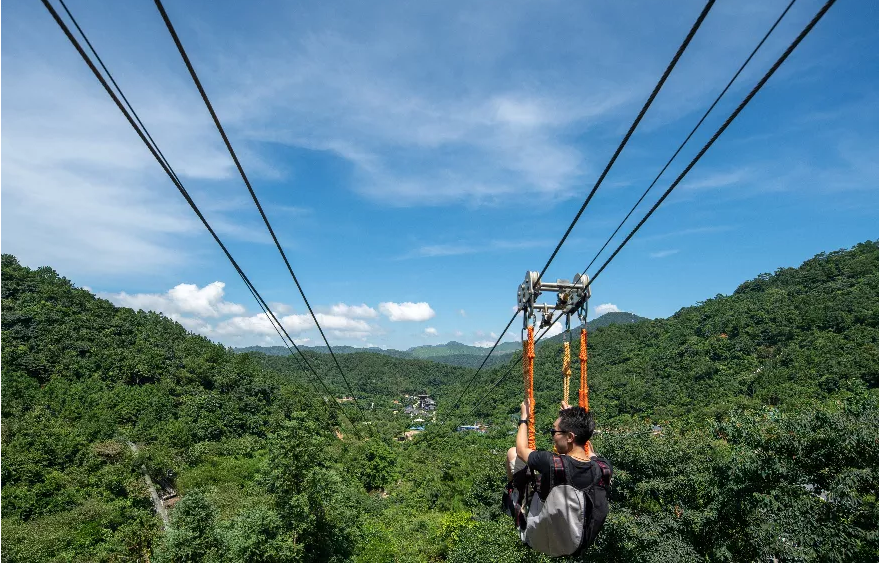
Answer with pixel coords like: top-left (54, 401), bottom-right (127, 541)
top-left (594, 458), bottom-right (612, 488)
top-left (550, 454), bottom-right (568, 488)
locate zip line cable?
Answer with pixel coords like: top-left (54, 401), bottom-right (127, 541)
top-left (234, 276), bottom-right (364, 436)
top-left (581, 0), bottom-right (798, 277)
top-left (536, 0), bottom-right (716, 282)
top-left (450, 310), bottom-right (519, 410)
top-left (42, 0), bottom-right (363, 438)
top-left (464, 0), bottom-right (839, 418)
top-left (239, 282), bottom-right (342, 425)
top-left (590, 0), bottom-right (837, 286)
top-left (454, 317), bottom-right (568, 426)
top-left (152, 0), bottom-right (370, 429)
top-left (450, 0), bottom-right (715, 415)
top-left (466, 322), bottom-right (559, 420)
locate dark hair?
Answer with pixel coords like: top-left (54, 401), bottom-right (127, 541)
top-left (558, 406), bottom-right (595, 445)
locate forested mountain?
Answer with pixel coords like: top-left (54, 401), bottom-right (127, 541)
top-left (2, 242), bottom-right (877, 562)
top-left (235, 344), bottom-right (412, 359)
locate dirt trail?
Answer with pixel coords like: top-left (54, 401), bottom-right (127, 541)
top-left (127, 442), bottom-right (170, 529)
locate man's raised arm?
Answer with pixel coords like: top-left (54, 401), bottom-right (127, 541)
top-left (516, 399), bottom-right (534, 463)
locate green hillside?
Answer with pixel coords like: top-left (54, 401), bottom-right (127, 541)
top-left (408, 340), bottom-right (523, 358)
top-left (1, 242), bottom-right (877, 562)
top-left (236, 344), bottom-right (412, 359)
top-left (585, 311), bottom-right (648, 329)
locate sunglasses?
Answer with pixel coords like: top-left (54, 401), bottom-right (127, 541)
top-left (547, 428), bottom-right (570, 437)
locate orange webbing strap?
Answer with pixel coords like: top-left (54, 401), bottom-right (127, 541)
top-left (523, 325), bottom-right (536, 450)
top-left (578, 328), bottom-right (588, 410)
top-left (562, 341), bottom-right (572, 406)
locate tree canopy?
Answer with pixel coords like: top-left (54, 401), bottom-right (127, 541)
top-left (1, 241), bottom-right (877, 562)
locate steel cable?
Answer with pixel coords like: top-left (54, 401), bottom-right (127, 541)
top-left (42, 0), bottom-right (363, 438)
top-left (152, 0), bottom-right (371, 433)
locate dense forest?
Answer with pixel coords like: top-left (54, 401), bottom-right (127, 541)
top-left (1, 241), bottom-right (878, 562)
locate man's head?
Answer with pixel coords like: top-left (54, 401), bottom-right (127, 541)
top-left (551, 406), bottom-right (595, 453)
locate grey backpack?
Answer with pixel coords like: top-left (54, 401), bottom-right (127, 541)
top-left (505, 455), bottom-right (612, 557)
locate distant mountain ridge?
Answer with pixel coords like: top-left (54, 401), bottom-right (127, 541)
top-left (235, 311), bottom-right (649, 367)
top-left (542, 311), bottom-right (649, 344)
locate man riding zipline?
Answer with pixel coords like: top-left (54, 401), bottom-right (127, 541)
top-left (504, 399), bottom-right (612, 557)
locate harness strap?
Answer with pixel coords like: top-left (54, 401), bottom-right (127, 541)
top-left (523, 326), bottom-right (536, 450)
top-left (562, 341), bottom-right (571, 407)
top-left (578, 328), bottom-right (589, 410)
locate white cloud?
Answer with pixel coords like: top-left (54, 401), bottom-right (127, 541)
top-left (594, 303), bottom-right (620, 316)
top-left (329, 303), bottom-right (379, 318)
top-left (269, 301), bottom-right (294, 314)
top-left (251, 313), bottom-right (372, 334)
top-left (649, 249), bottom-right (679, 259)
top-left (99, 279), bottom-right (379, 346)
top-left (378, 301), bottom-right (435, 322)
top-left (312, 314), bottom-right (372, 332)
top-left (473, 340), bottom-right (497, 348)
top-left (172, 315), bottom-right (213, 334)
top-left (214, 314), bottom-right (277, 336)
top-left (169, 283), bottom-right (247, 317)
top-left (542, 321), bottom-right (565, 338)
top-left (331, 330), bottom-right (371, 340)
top-left (458, 309), bottom-right (467, 317)
top-left (423, 327), bottom-right (439, 336)
top-left (100, 282), bottom-right (245, 318)
top-left (454, 330), bottom-right (464, 337)
top-left (213, 312), bottom-right (373, 340)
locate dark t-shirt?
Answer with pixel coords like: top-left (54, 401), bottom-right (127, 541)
top-left (527, 450), bottom-right (609, 498)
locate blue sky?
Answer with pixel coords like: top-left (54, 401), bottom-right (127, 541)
top-left (3, 0), bottom-right (877, 350)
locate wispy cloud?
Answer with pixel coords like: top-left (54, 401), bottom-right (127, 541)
top-left (401, 238), bottom-right (552, 259)
top-left (201, 1), bottom-right (790, 208)
top-left (639, 226), bottom-right (735, 241)
top-left (649, 249), bottom-right (679, 259)
top-left (0, 48), bottom-right (269, 276)
top-left (270, 204), bottom-right (313, 216)
top-left (680, 169), bottom-right (751, 191)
